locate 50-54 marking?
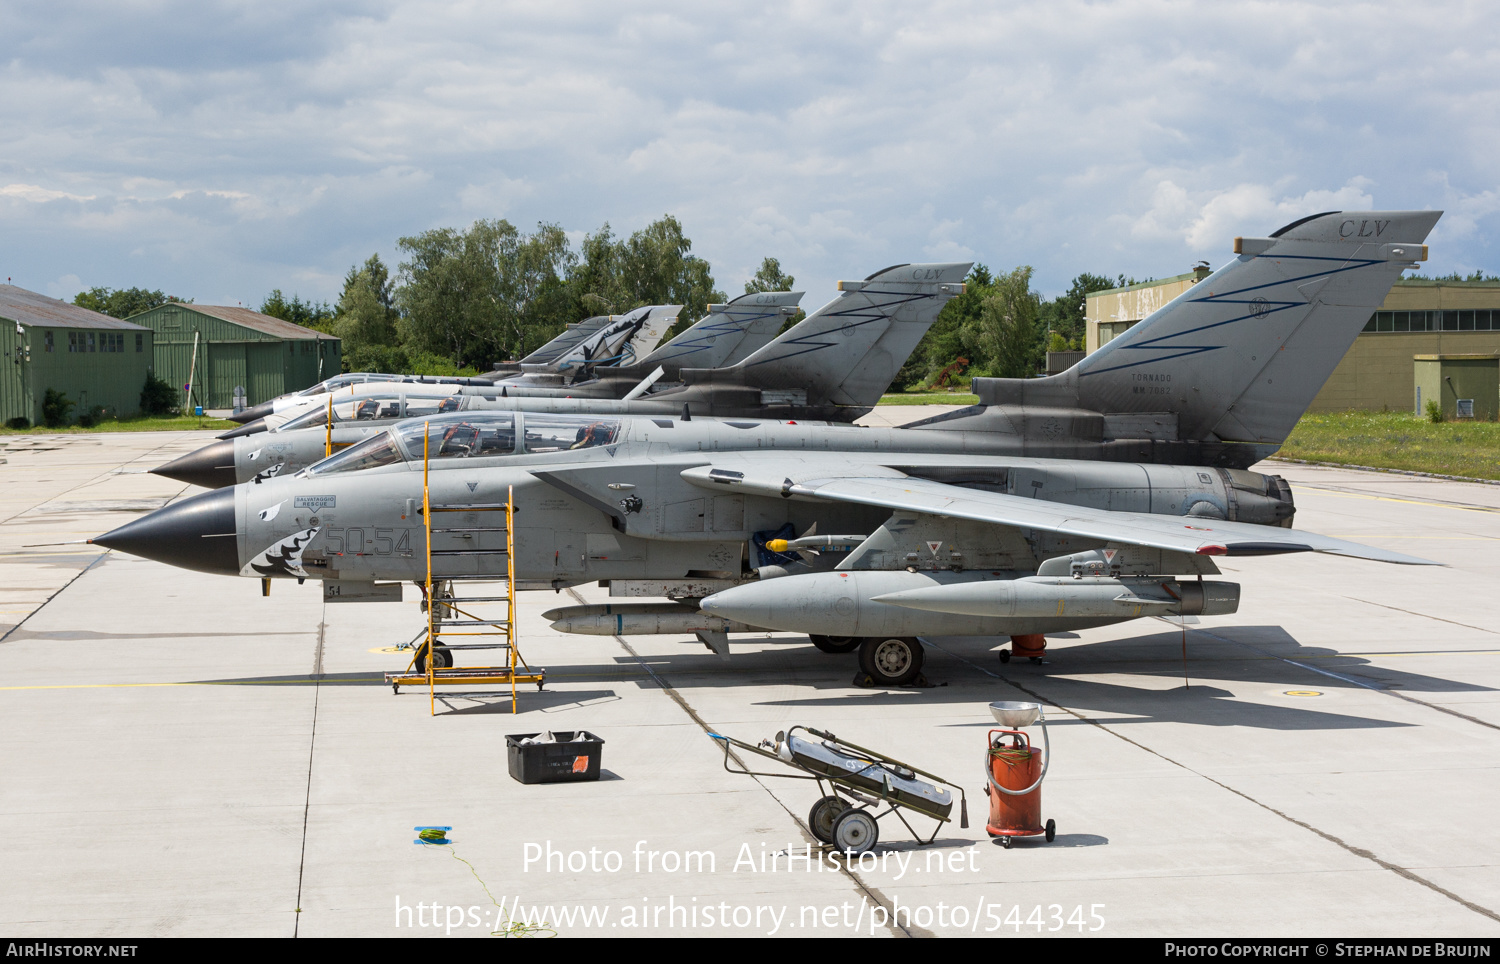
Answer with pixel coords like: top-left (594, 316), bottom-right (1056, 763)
top-left (322, 527), bottom-right (412, 556)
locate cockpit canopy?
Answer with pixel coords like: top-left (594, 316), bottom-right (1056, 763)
top-left (279, 392), bottom-right (464, 431)
top-left (305, 412), bottom-right (622, 476)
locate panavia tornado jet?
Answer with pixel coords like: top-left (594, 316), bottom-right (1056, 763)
top-left (100, 211), bottom-right (1441, 680)
top-left (218, 263), bottom-right (966, 438)
top-left (227, 372), bottom-right (498, 424)
top-left (225, 304), bottom-right (682, 434)
top-left (167, 209), bottom-right (1432, 489)
top-left (156, 268), bottom-right (963, 482)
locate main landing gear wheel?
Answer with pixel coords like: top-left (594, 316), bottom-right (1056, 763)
top-left (808, 795), bottom-right (844, 843)
top-left (832, 809), bottom-right (879, 855)
top-left (413, 642), bottom-right (453, 673)
top-left (809, 634), bottom-right (861, 654)
top-left (858, 636), bottom-right (924, 686)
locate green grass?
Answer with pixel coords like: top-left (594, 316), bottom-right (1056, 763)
top-left (1, 414), bottom-right (238, 434)
top-left (878, 392), bottom-right (980, 405)
top-left (1278, 410), bottom-right (1500, 480)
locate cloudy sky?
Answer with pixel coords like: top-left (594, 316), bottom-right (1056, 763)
top-left (3, 0), bottom-right (1497, 309)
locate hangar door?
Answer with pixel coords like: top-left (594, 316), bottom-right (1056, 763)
top-left (246, 343), bottom-right (285, 406)
top-left (209, 344), bottom-right (246, 410)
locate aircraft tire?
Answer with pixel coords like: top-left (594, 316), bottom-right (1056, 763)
top-left (809, 634), bottom-right (861, 654)
top-left (857, 636), bottom-right (923, 686)
top-left (414, 642), bottom-right (453, 673)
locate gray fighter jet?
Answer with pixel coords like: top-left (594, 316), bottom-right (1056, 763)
top-left (99, 211), bottom-right (1440, 681)
top-left (155, 270), bottom-right (958, 482)
top-left (227, 304), bottom-right (682, 431)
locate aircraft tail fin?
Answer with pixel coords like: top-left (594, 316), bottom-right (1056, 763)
top-left (520, 315), bottom-right (612, 366)
top-left (637, 291), bottom-right (802, 372)
top-left (551, 305), bottom-right (680, 372)
top-left (713, 262), bottom-right (971, 406)
top-left (969, 211), bottom-right (1440, 446)
top-left (614, 305), bottom-right (680, 367)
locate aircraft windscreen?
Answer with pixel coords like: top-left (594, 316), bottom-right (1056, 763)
top-left (522, 415), bottom-right (621, 453)
top-left (297, 373), bottom-right (379, 397)
top-left (307, 432), bottom-right (406, 475)
top-left (396, 415), bottom-right (517, 461)
top-left (279, 406), bottom-right (329, 431)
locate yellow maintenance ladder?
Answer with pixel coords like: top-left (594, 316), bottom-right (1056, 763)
top-left (385, 421), bottom-right (545, 714)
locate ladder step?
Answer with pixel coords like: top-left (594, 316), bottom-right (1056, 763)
top-left (439, 596), bottom-right (512, 603)
top-left (434, 619), bottom-right (511, 627)
top-left (431, 549), bottom-right (509, 556)
top-left (425, 504), bottom-right (511, 512)
top-left (430, 527), bottom-right (509, 533)
top-left (431, 642), bottom-right (511, 651)
top-left (431, 575), bottom-right (514, 582)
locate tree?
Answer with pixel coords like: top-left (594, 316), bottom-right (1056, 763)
top-left (42, 388), bottom-right (74, 427)
top-left (260, 290), bottom-right (335, 329)
top-left (73, 287), bottom-right (189, 319)
top-left (963, 265), bottom-right (1043, 379)
top-left (1037, 272), bottom-right (1115, 348)
top-left (891, 265), bottom-right (993, 390)
top-left (745, 257), bottom-right (794, 294)
top-left (332, 254), bottom-right (402, 372)
top-left (745, 257), bottom-right (804, 333)
top-left (569, 216), bottom-right (725, 340)
top-left (396, 220), bottom-right (577, 369)
top-left (140, 372), bottom-right (178, 416)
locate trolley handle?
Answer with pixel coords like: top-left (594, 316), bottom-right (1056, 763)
top-left (986, 707), bottom-right (1050, 797)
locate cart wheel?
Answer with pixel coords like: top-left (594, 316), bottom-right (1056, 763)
top-left (857, 637), bottom-right (924, 686)
top-left (809, 634), bottom-right (861, 654)
top-left (413, 642), bottom-right (453, 672)
top-left (998, 649), bottom-right (1011, 664)
top-left (807, 796), bottom-right (844, 843)
top-left (832, 809), bottom-right (879, 855)
top-left (1045, 819), bottom-right (1056, 843)
top-left (1001, 835), bottom-right (1013, 849)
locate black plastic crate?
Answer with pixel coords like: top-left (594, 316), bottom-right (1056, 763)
top-left (506, 731), bottom-right (604, 784)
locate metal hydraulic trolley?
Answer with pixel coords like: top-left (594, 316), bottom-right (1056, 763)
top-left (710, 725), bottom-right (967, 854)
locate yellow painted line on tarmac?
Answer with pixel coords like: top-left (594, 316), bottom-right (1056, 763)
top-left (1323, 650), bottom-right (1500, 659)
top-left (0, 668), bottom-right (661, 691)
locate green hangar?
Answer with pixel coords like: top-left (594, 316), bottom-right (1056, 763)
top-left (127, 303), bottom-right (341, 410)
top-left (0, 285), bottom-right (155, 426)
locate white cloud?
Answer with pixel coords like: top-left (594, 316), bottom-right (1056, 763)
top-left (1, 184), bottom-right (96, 203)
top-left (0, 0), bottom-right (1494, 300)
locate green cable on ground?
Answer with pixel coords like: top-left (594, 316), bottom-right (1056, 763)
top-left (418, 832), bottom-right (555, 938)
top-left (989, 745), bottom-right (1035, 764)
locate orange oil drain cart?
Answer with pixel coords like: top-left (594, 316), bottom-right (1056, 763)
top-left (984, 701), bottom-right (1055, 848)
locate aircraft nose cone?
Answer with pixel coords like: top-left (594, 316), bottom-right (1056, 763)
top-left (93, 487), bottom-right (240, 575)
top-left (218, 417), bottom-right (267, 440)
top-left (151, 440), bottom-right (237, 489)
top-left (227, 401), bottom-right (274, 424)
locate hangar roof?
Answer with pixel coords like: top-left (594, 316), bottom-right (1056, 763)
top-left (177, 304), bottom-right (338, 340)
top-left (0, 285), bottom-right (150, 330)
